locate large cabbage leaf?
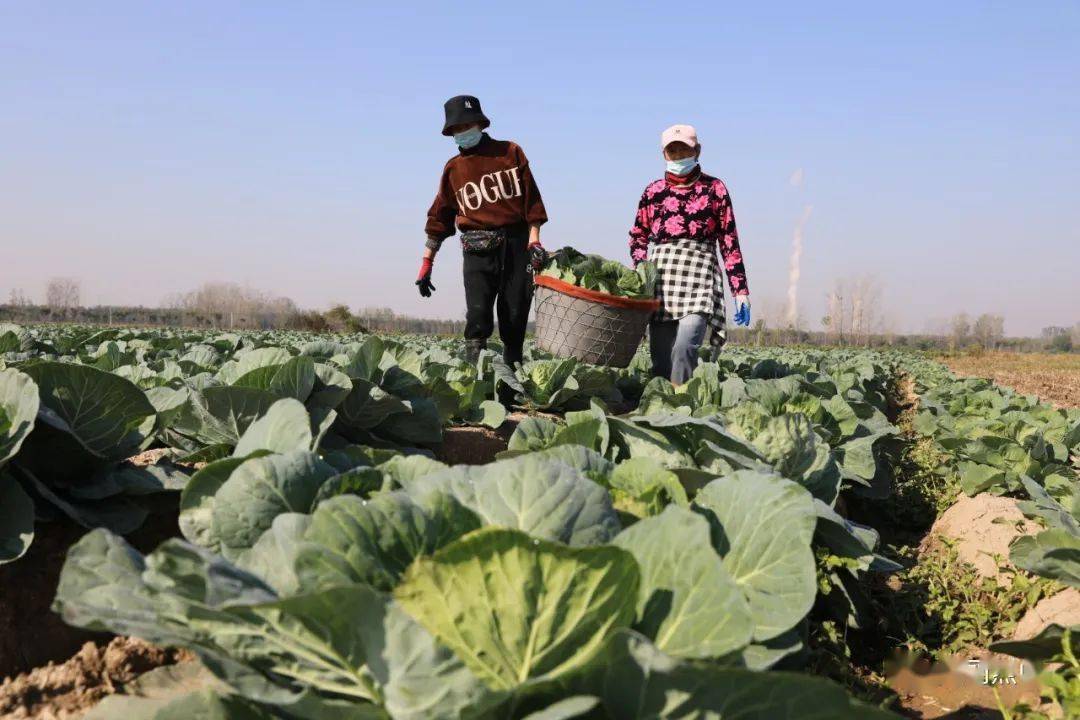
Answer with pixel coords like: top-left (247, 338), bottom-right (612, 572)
top-left (0, 367), bottom-right (38, 466)
top-left (53, 529), bottom-right (502, 717)
top-left (394, 527), bottom-right (639, 691)
top-left (412, 454), bottom-right (622, 546)
top-left (599, 630), bottom-right (899, 719)
top-left (295, 490), bottom-right (480, 591)
top-left (210, 450), bottom-right (336, 559)
top-left (170, 385), bottom-right (280, 450)
top-left (613, 505), bottom-right (753, 659)
top-left (232, 398), bottom-right (314, 457)
top-left (0, 474), bottom-right (34, 563)
top-left (20, 361), bottom-right (156, 475)
top-left (1010, 529), bottom-right (1080, 588)
top-left (692, 471), bottom-right (818, 641)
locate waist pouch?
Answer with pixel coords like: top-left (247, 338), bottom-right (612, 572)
top-left (460, 229), bottom-right (506, 253)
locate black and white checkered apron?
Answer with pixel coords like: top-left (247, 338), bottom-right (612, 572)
top-left (649, 238), bottom-right (727, 351)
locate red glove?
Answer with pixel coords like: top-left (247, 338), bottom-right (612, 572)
top-left (416, 257), bottom-right (435, 297)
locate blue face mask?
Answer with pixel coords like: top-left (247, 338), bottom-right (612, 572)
top-left (666, 156), bottom-right (699, 176)
top-left (453, 127), bottom-right (483, 150)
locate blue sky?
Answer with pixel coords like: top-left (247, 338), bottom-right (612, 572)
top-left (2, 1), bottom-right (1077, 335)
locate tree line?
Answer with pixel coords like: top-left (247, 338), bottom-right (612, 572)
top-left (3, 279), bottom-right (465, 335)
top-left (742, 274), bottom-right (1079, 352)
top-left (2, 276), bottom-right (1074, 351)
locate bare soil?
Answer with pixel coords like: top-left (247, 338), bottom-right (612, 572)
top-left (126, 449), bottom-right (173, 467)
top-left (889, 650), bottom-right (1045, 719)
top-left (436, 413), bottom-right (524, 465)
top-left (876, 376), bottom-right (1054, 718)
top-left (0, 507), bottom-right (180, 680)
top-left (1013, 588), bottom-right (1080, 641)
top-left (893, 375), bottom-right (921, 419)
top-left (887, 493), bottom-right (1065, 718)
top-left (0, 637), bottom-right (191, 720)
top-left (924, 494), bottom-right (1041, 581)
top-left (942, 352), bottom-right (1080, 409)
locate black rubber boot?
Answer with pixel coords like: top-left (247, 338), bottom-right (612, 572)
top-left (497, 380), bottom-right (518, 408)
top-left (464, 339), bottom-right (487, 365)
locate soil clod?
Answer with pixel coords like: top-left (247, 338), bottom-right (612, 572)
top-left (0, 637), bottom-right (191, 720)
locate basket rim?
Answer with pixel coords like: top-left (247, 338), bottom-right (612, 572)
top-left (534, 274), bottom-right (661, 311)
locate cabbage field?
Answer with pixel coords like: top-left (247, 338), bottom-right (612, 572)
top-left (0, 322), bottom-right (1078, 719)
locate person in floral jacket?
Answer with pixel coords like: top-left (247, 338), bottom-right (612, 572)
top-left (628, 124), bottom-right (750, 384)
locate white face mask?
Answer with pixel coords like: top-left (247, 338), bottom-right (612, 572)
top-left (666, 156), bottom-right (698, 176)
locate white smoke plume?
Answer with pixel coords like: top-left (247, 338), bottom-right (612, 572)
top-left (786, 204), bottom-right (813, 327)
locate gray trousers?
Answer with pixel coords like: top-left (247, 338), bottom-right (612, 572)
top-left (649, 313), bottom-right (708, 384)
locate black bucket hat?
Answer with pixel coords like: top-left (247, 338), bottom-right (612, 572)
top-left (442, 95), bottom-right (490, 136)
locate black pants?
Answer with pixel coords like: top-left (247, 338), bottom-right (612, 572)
top-left (463, 223), bottom-right (532, 366)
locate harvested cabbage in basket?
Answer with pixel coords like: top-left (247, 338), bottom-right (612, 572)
top-left (540, 246), bottom-right (658, 300)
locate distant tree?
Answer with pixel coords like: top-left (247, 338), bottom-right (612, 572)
top-left (1041, 325), bottom-right (1069, 340)
top-left (1049, 332), bottom-right (1073, 353)
top-left (287, 310), bottom-right (331, 332)
top-left (949, 313), bottom-right (971, 351)
top-left (8, 288), bottom-right (29, 306)
top-left (324, 304), bottom-right (360, 333)
top-left (752, 318), bottom-right (767, 347)
top-left (825, 281), bottom-right (845, 344)
top-left (45, 277), bottom-right (81, 317)
top-left (166, 282), bottom-right (298, 329)
top-left (972, 314), bottom-right (1005, 350)
top-left (821, 276), bottom-right (881, 347)
top-left (879, 314), bottom-right (898, 346)
top-left (849, 276), bottom-right (882, 347)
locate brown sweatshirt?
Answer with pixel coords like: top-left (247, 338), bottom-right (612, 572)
top-left (425, 134), bottom-right (548, 249)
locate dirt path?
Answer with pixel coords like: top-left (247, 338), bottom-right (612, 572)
top-left (0, 638), bottom-right (191, 719)
top-left (942, 352), bottom-right (1080, 409)
top-left (853, 373), bottom-right (1053, 718)
top-left (884, 501), bottom-right (1052, 719)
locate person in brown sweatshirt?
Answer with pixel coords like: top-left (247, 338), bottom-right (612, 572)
top-left (417, 95), bottom-right (548, 366)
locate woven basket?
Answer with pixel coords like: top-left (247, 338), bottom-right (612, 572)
top-left (533, 275), bottom-right (660, 368)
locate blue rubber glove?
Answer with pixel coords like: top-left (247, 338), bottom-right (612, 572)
top-left (733, 295), bottom-right (751, 327)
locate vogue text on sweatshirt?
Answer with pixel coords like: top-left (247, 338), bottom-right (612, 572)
top-left (425, 134), bottom-right (548, 248)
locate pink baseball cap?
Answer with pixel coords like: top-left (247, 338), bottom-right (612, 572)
top-left (661, 124), bottom-right (698, 149)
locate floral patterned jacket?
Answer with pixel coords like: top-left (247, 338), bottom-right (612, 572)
top-left (628, 172), bottom-right (748, 297)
